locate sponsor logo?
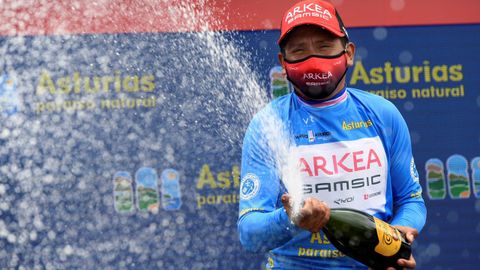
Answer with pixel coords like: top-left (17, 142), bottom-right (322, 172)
top-left (342, 119), bottom-right (373, 131)
top-left (195, 164), bottom-right (240, 208)
top-left (0, 73), bottom-right (20, 116)
top-left (294, 131), bottom-right (331, 140)
top-left (373, 217), bottom-right (402, 256)
top-left (410, 158), bottom-right (420, 183)
top-left (113, 168), bottom-right (183, 214)
top-left (299, 148), bottom-right (382, 177)
top-left (446, 155), bottom-right (471, 199)
top-left (333, 196), bottom-right (354, 205)
top-left (425, 158), bottom-right (446, 200)
top-left (350, 60), bottom-right (465, 100)
top-left (302, 115), bottom-right (315, 125)
top-left (410, 190), bottom-right (422, 198)
top-left (267, 257), bottom-right (274, 268)
top-left (303, 72), bottom-right (332, 83)
top-left (303, 72), bottom-right (332, 80)
top-left (294, 137), bottom-right (387, 212)
top-left (285, 3), bottom-right (333, 24)
top-left (303, 174), bottom-right (381, 194)
top-left (269, 66), bottom-right (291, 99)
top-left (113, 171), bottom-right (134, 214)
top-left (135, 167), bottom-right (160, 213)
top-left (308, 130), bottom-right (315, 142)
top-left (425, 155), bottom-right (480, 200)
top-left (298, 247), bottom-right (345, 258)
top-left (364, 191), bottom-right (382, 200)
top-left (240, 173), bottom-right (260, 200)
top-left (161, 169), bottom-right (182, 211)
top-left (239, 207), bottom-right (265, 217)
top-left (36, 70), bottom-right (155, 96)
top-left (34, 70), bottom-right (157, 113)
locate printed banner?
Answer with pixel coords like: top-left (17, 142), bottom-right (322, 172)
top-left (0, 24), bottom-right (479, 269)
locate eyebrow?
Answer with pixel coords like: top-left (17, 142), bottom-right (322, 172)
top-left (314, 38), bottom-right (335, 44)
top-left (287, 41), bottom-right (307, 49)
top-left (287, 38), bottom-right (335, 49)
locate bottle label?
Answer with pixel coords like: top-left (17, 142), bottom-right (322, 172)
top-left (373, 217), bottom-right (402, 256)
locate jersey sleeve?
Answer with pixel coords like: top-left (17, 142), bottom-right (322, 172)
top-left (237, 112), bottom-right (300, 252)
top-left (386, 105), bottom-right (427, 232)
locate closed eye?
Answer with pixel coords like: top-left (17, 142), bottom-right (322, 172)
top-left (317, 45), bottom-right (331, 49)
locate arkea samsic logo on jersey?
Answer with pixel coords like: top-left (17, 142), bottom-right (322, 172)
top-left (304, 174), bottom-right (381, 193)
top-left (342, 119), bottom-right (373, 131)
top-left (298, 148), bottom-right (382, 177)
top-left (293, 137), bottom-right (387, 210)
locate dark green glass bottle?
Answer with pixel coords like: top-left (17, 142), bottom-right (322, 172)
top-left (322, 208), bottom-right (411, 270)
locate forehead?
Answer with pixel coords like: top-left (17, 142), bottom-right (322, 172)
top-left (284, 25), bottom-right (338, 46)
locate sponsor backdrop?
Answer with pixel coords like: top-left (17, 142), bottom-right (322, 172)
top-left (1, 1), bottom-right (479, 269)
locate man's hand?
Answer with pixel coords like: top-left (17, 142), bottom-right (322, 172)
top-left (281, 193), bottom-right (330, 233)
top-left (385, 226), bottom-right (419, 270)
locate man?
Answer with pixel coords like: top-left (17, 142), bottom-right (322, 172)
top-left (237, 0), bottom-right (427, 269)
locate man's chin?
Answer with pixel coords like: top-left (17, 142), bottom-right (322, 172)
top-left (303, 88), bottom-right (335, 100)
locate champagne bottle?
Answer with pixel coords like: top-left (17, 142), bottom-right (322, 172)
top-left (322, 208), bottom-right (411, 270)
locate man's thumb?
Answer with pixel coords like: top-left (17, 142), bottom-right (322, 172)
top-left (281, 193), bottom-right (290, 203)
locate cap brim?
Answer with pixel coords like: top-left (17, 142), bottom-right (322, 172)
top-left (278, 22), bottom-right (346, 45)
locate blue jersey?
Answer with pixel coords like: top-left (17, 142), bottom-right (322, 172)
top-left (238, 88), bottom-right (426, 270)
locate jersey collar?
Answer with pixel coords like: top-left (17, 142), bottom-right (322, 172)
top-left (295, 87), bottom-right (348, 109)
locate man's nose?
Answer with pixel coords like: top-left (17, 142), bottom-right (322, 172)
top-left (306, 43), bottom-right (323, 55)
top-left (303, 43), bottom-right (314, 53)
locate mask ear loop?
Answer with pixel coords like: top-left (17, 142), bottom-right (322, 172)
top-left (335, 46), bottom-right (350, 91)
top-left (343, 41), bottom-right (351, 54)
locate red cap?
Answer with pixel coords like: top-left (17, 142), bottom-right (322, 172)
top-left (278, 0), bottom-right (347, 44)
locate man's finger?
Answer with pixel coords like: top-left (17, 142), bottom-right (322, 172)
top-left (394, 226), bottom-right (418, 244)
top-left (406, 232), bottom-right (415, 243)
top-left (398, 256), bottom-right (416, 269)
top-left (281, 194), bottom-right (293, 220)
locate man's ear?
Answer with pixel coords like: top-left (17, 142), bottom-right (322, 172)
top-left (278, 52), bottom-right (287, 75)
top-left (345, 42), bottom-right (355, 67)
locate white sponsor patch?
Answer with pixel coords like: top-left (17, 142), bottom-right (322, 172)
top-left (240, 173), bottom-right (260, 200)
top-left (293, 136), bottom-right (388, 215)
top-left (410, 157), bottom-right (420, 183)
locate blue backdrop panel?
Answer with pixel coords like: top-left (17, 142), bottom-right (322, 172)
top-left (0, 24), bottom-right (478, 269)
